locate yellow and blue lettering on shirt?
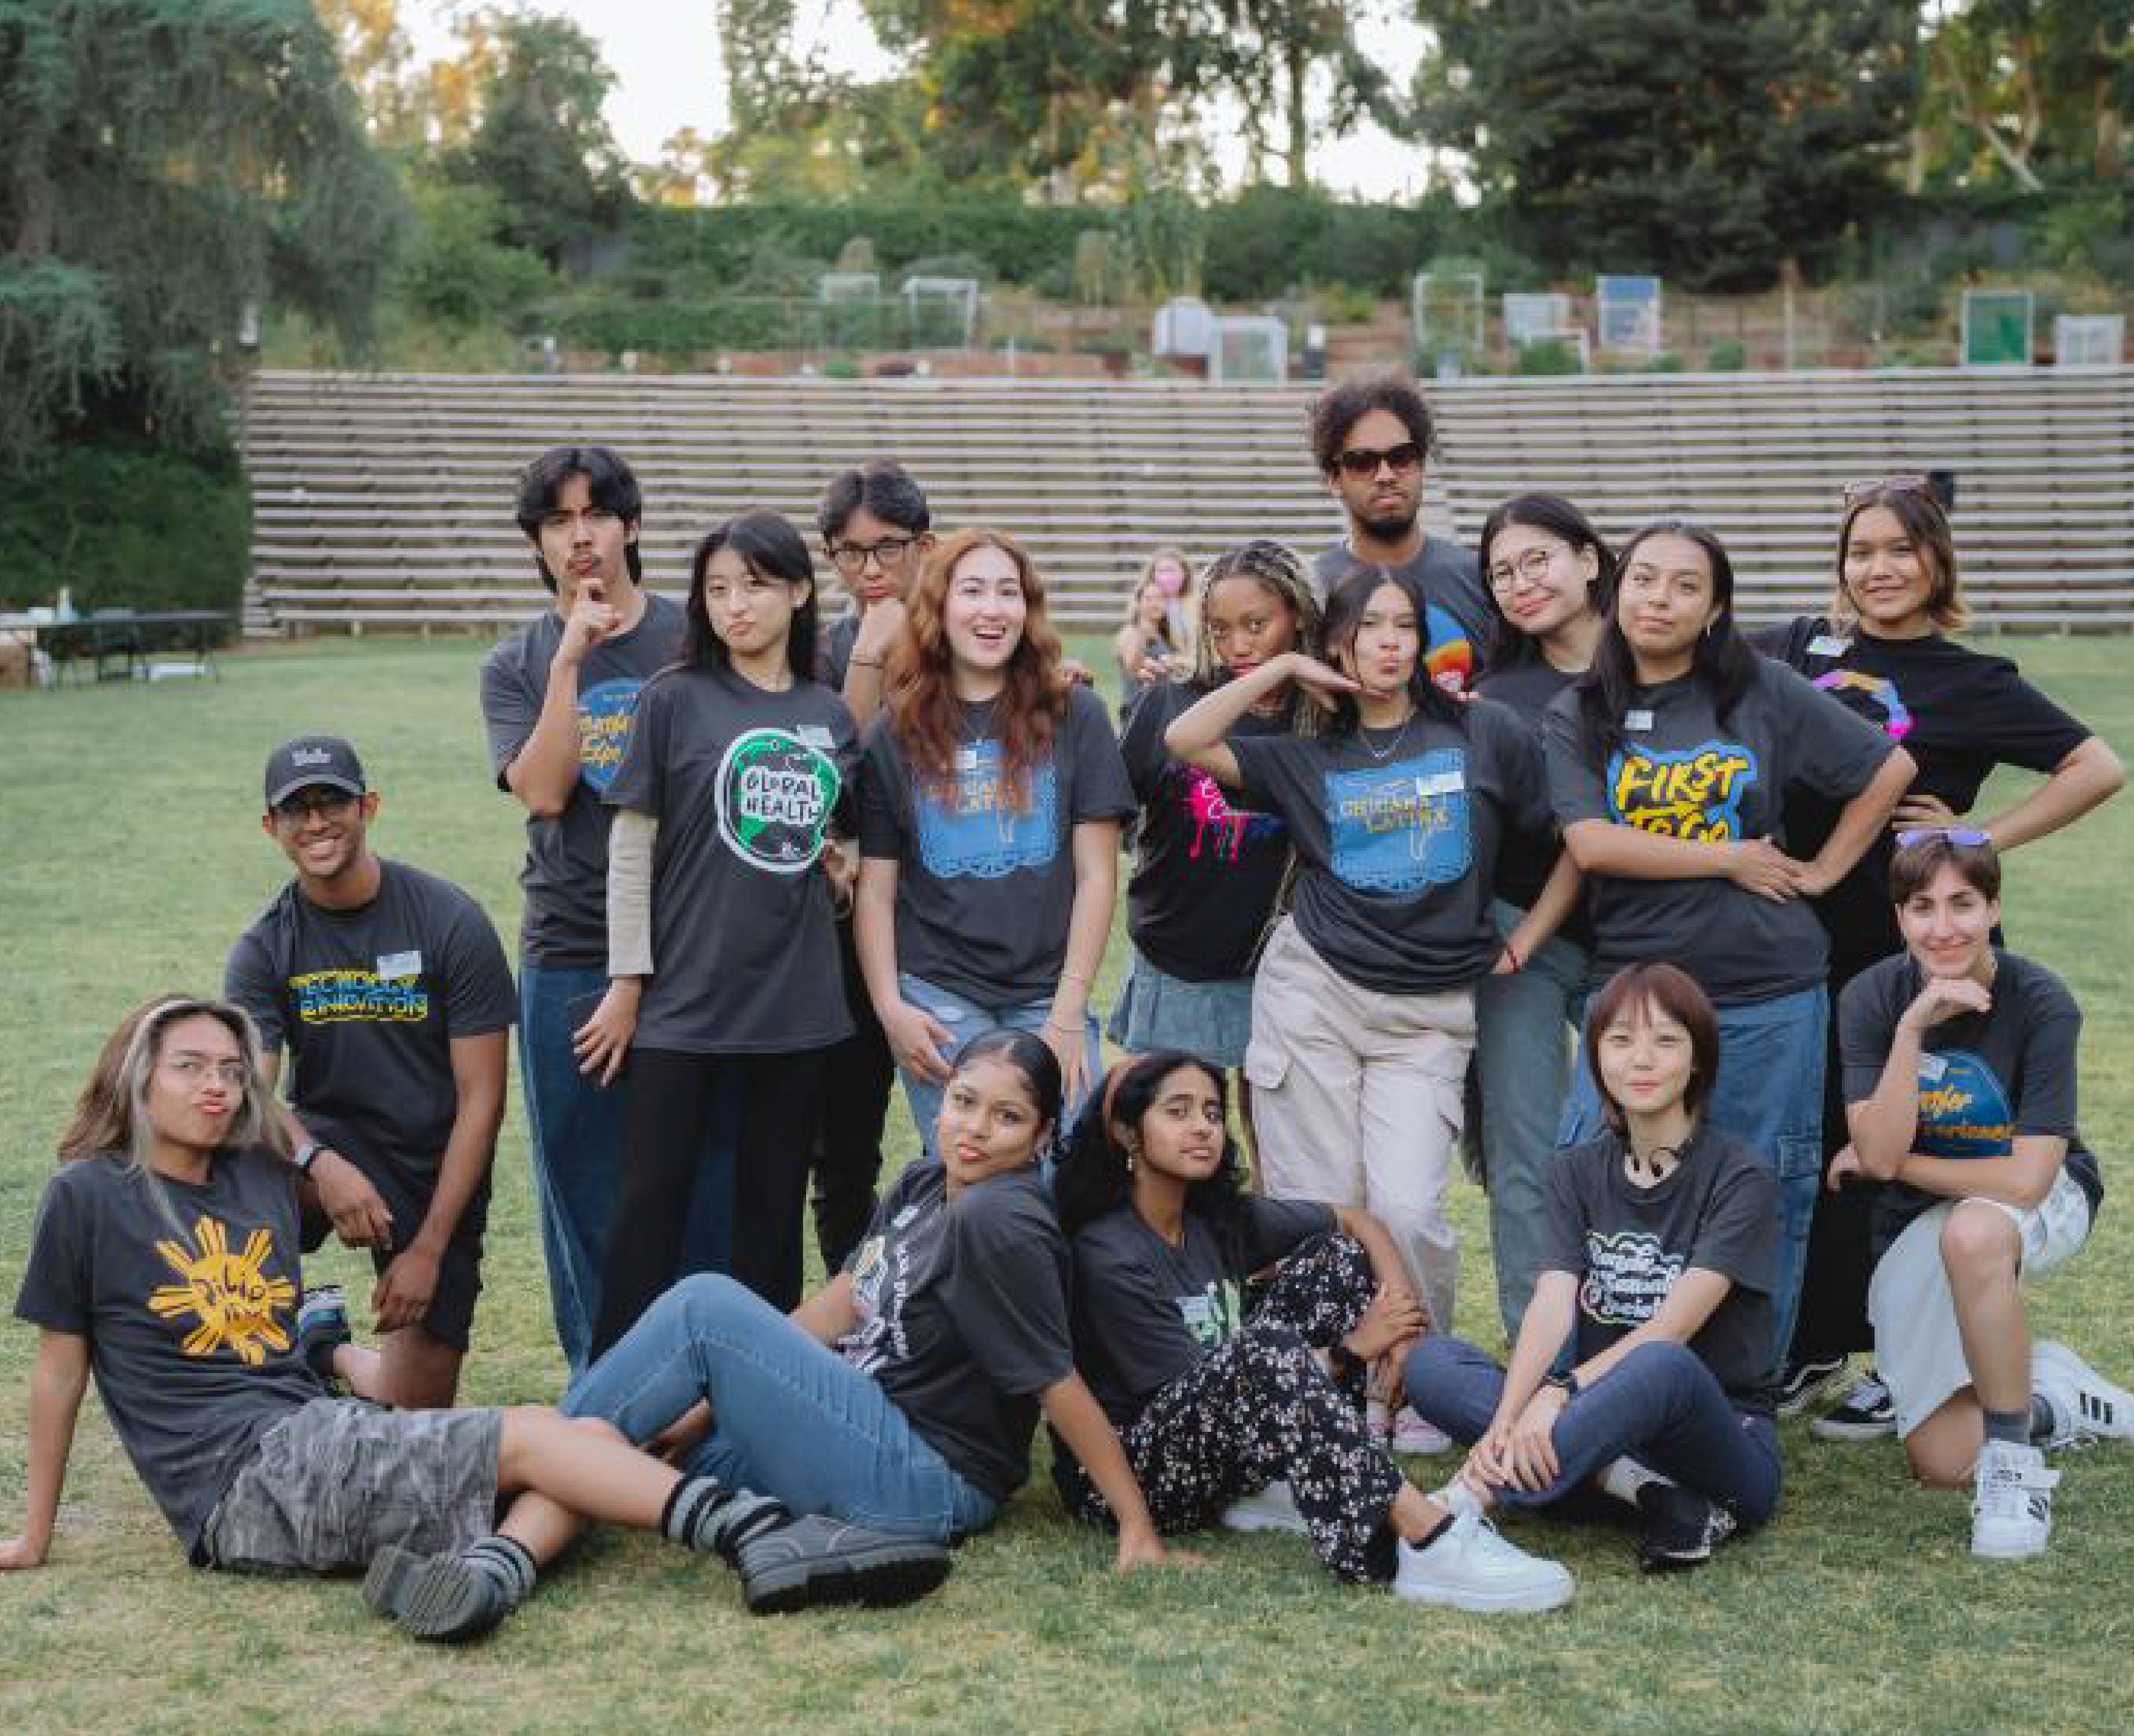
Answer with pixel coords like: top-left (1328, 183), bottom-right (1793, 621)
top-left (1606, 740), bottom-right (1759, 841)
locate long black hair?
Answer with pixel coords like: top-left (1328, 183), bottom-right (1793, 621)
top-left (1053, 1051), bottom-right (1247, 1240)
top-left (1477, 493), bottom-right (1614, 670)
top-left (947, 1028), bottom-right (1064, 1159)
top-left (681, 510), bottom-right (820, 683)
top-left (1318, 565), bottom-right (1465, 735)
top-left (1573, 519), bottom-right (1758, 760)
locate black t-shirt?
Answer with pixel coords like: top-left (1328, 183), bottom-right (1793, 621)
top-left (13, 1149), bottom-right (323, 1558)
top-left (838, 1161), bottom-right (1075, 1503)
top-left (1838, 950), bottom-right (2104, 1256)
top-left (1544, 658), bottom-right (1895, 1006)
top-left (1229, 697), bottom-right (1549, 994)
top-left (225, 860), bottom-right (518, 1184)
top-left (479, 593), bottom-right (687, 968)
top-left (1756, 618), bottom-right (2092, 979)
top-left (817, 611), bottom-right (861, 694)
top-left (857, 683), bottom-right (1137, 1005)
top-left (604, 662), bottom-right (858, 1054)
top-left (1311, 538), bottom-right (1490, 694)
top-left (1068, 1196), bottom-right (1333, 1426)
top-left (1539, 1128), bottom-right (1779, 1415)
top-left (1475, 656), bottom-right (1589, 941)
top-left (1118, 680), bottom-right (1293, 982)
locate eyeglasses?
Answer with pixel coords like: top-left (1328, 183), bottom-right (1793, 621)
top-left (1895, 826), bottom-right (1990, 850)
top-left (1487, 546), bottom-right (1559, 591)
top-left (161, 1056), bottom-right (248, 1089)
top-left (1333, 442), bottom-right (1424, 479)
top-left (272, 790), bottom-right (358, 823)
top-left (1841, 474), bottom-right (1930, 507)
top-left (829, 536), bottom-right (917, 572)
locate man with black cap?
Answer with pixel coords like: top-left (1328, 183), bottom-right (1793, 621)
top-left (226, 736), bottom-right (516, 1408)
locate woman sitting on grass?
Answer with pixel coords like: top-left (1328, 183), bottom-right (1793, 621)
top-left (1405, 963), bottom-right (1784, 1575)
top-left (1050, 1049), bottom-right (1573, 1612)
top-left (1832, 833), bottom-right (2132, 1558)
top-left (1, 996), bottom-right (949, 1641)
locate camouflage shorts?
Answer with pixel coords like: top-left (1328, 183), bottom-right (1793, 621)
top-left (201, 1397), bottom-right (501, 1574)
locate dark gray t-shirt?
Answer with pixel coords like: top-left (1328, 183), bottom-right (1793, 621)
top-left (480, 592), bottom-right (686, 969)
top-left (1229, 696), bottom-right (1549, 993)
top-left (838, 1160), bottom-right (1075, 1502)
top-left (225, 860), bottom-right (517, 1184)
top-left (604, 662), bottom-right (858, 1055)
top-left (1069, 1196), bottom-right (1333, 1426)
top-left (1476, 658), bottom-right (1584, 927)
top-left (1539, 1128), bottom-right (1779, 1415)
top-left (857, 683), bottom-right (1136, 1005)
top-left (1543, 659), bottom-right (1895, 1006)
top-left (1838, 950), bottom-right (2104, 1257)
top-left (14, 1149), bottom-right (323, 1558)
top-left (1312, 537), bottom-right (1490, 694)
top-left (816, 611), bottom-right (861, 694)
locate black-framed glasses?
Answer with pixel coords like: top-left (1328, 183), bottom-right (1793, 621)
top-left (272, 790), bottom-right (358, 823)
top-left (1333, 441), bottom-right (1424, 479)
top-left (1895, 826), bottom-right (1990, 850)
top-left (829, 536), bottom-right (917, 571)
top-left (1487, 546), bottom-right (1560, 591)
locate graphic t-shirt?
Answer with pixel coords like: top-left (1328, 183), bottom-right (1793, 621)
top-left (1069, 1196), bottom-right (1333, 1426)
top-left (1543, 659), bottom-right (1895, 1006)
top-left (1838, 950), bottom-right (2104, 1256)
top-left (1538, 1128), bottom-right (1779, 1414)
top-left (480, 593), bottom-right (686, 968)
top-left (1756, 618), bottom-right (2092, 979)
top-left (1229, 696), bottom-right (1549, 994)
top-left (1475, 656), bottom-right (1587, 939)
top-left (604, 661), bottom-right (858, 1054)
top-left (838, 1160), bottom-right (1075, 1502)
top-left (858, 683), bottom-right (1136, 1005)
top-left (14, 1149), bottom-right (322, 1558)
top-left (225, 860), bottom-right (517, 1186)
top-left (1118, 680), bottom-right (1293, 982)
top-left (1312, 537), bottom-right (1490, 694)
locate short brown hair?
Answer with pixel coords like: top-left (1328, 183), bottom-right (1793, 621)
top-left (1582, 963), bottom-right (1721, 1132)
top-left (1888, 833), bottom-right (2000, 905)
top-left (1833, 485), bottom-right (1966, 632)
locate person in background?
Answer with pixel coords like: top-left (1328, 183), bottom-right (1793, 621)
top-left (1113, 571), bottom-right (1184, 707)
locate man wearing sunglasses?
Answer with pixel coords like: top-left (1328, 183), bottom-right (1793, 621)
top-left (1309, 377), bottom-right (1490, 694)
top-left (227, 736), bottom-right (518, 1409)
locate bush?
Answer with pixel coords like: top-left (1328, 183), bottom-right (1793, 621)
top-left (395, 181), bottom-right (552, 330)
top-left (1512, 339), bottom-right (1582, 376)
top-left (1706, 339), bottom-right (1747, 371)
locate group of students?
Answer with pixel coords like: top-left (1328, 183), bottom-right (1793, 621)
top-left (8, 376), bottom-right (2134, 1639)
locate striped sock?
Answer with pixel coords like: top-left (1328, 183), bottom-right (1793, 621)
top-left (661, 1476), bottom-right (788, 1562)
top-left (458, 1535), bottom-right (538, 1609)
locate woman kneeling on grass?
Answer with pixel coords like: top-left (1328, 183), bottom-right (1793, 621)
top-left (1405, 963), bottom-right (1784, 1575)
top-left (1, 996), bottom-right (948, 1640)
top-left (1050, 1051), bottom-right (1573, 1613)
top-left (1833, 833), bottom-right (2132, 1558)
top-left (563, 1029), bottom-right (1181, 1572)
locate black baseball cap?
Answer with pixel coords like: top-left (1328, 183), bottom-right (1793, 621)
top-left (263, 736), bottom-right (367, 808)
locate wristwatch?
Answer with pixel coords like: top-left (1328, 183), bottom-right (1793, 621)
top-left (1543, 1368), bottom-right (1581, 1399)
top-left (294, 1141), bottom-right (325, 1176)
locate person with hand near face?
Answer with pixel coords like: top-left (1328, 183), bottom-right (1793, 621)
top-left (225, 737), bottom-right (516, 1410)
top-left (1833, 834), bottom-right (2129, 1558)
top-left (855, 530), bottom-right (1135, 1149)
top-left (1407, 964), bottom-right (1784, 1579)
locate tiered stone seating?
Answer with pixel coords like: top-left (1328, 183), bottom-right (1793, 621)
top-left (241, 367), bottom-right (2132, 635)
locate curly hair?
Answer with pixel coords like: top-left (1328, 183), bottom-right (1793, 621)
top-left (1052, 1051), bottom-right (1248, 1240)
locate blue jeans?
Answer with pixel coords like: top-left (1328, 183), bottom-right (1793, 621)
top-left (1472, 902), bottom-right (1589, 1341)
top-left (563, 1273), bottom-right (996, 1543)
top-left (895, 971), bottom-right (1101, 1158)
top-left (1404, 1334), bottom-right (1782, 1526)
top-left (519, 964), bottom-right (738, 1377)
top-left (1556, 982), bottom-right (1826, 1363)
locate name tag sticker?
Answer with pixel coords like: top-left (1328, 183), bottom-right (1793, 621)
top-left (797, 725), bottom-right (836, 750)
top-left (1624, 708), bottom-right (1655, 733)
top-left (1416, 770), bottom-right (1464, 797)
top-left (1176, 1293), bottom-right (1215, 1331)
top-left (1918, 1053), bottom-right (1948, 1083)
top-left (376, 950), bottom-right (422, 980)
top-left (955, 746), bottom-right (983, 771)
top-left (892, 1203), bottom-right (921, 1229)
top-left (1807, 634), bottom-right (1852, 657)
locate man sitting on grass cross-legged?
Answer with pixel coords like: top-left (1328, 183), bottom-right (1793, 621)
top-left (0, 994), bottom-right (951, 1640)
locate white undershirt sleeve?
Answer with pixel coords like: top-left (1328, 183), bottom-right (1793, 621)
top-left (607, 808), bottom-right (659, 978)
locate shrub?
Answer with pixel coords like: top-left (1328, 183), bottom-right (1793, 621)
top-left (1706, 339), bottom-right (1747, 371)
top-left (1512, 339), bottom-right (1582, 376)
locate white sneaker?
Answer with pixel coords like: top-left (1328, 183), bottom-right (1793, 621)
top-left (1392, 1407), bottom-right (1454, 1455)
top-left (1219, 1480), bottom-right (1312, 1536)
top-left (2031, 1340), bottom-right (2134, 1448)
top-left (1970, 1438), bottom-right (2059, 1560)
top-left (1392, 1487), bottom-right (1574, 1614)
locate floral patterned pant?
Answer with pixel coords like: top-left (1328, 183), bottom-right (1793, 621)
top-left (1062, 1232), bottom-right (1406, 1583)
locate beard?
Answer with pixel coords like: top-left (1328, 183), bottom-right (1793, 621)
top-left (1355, 501), bottom-right (1419, 541)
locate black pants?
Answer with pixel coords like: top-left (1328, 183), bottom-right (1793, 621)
top-left (809, 920), bottom-right (895, 1274)
top-left (591, 1045), bottom-right (830, 1357)
top-left (1789, 965), bottom-right (1878, 1363)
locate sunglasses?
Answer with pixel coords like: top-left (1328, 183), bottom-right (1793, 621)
top-left (1895, 826), bottom-right (1990, 850)
top-left (1841, 474), bottom-right (1931, 507)
top-left (1333, 442), bottom-right (1425, 479)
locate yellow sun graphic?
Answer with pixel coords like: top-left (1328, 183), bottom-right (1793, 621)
top-left (148, 1216), bottom-right (296, 1366)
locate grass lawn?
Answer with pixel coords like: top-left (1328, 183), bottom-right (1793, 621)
top-left (2, 633), bottom-right (2131, 1734)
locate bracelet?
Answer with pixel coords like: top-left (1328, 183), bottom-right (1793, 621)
top-left (1043, 1018), bottom-right (1079, 1037)
top-left (850, 655), bottom-right (884, 669)
top-left (294, 1141), bottom-right (324, 1176)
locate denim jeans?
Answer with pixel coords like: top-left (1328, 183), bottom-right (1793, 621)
top-left (895, 971), bottom-right (1102, 1158)
top-left (563, 1273), bottom-right (997, 1543)
top-left (1472, 901), bottom-right (1589, 1341)
top-left (1556, 982), bottom-right (1826, 1363)
top-left (1404, 1334), bottom-right (1782, 1526)
top-left (518, 963), bottom-right (736, 1377)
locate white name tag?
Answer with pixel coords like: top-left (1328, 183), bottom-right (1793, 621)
top-left (1624, 708), bottom-right (1655, 733)
top-left (376, 950), bottom-right (422, 980)
top-left (892, 1203), bottom-right (921, 1229)
top-left (1918, 1053), bottom-right (1947, 1083)
top-left (955, 746), bottom-right (984, 771)
top-left (796, 725), bottom-right (836, 750)
top-left (1416, 770), bottom-right (1464, 797)
top-left (1176, 1293), bottom-right (1215, 1331)
top-left (1807, 634), bottom-right (1852, 658)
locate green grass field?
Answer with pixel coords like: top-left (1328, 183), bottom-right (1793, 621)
top-left (2, 634), bottom-right (2131, 1734)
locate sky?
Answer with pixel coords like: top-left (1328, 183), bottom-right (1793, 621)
top-left (397, 1), bottom-right (1440, 200)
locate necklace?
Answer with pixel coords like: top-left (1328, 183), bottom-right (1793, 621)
top-left (960, 692), bottom-right (1001, 742)
top-left (1356, 710), bottom-right (1415, 763)
top-left (1624, 1140), bottom-right (1684, 1186)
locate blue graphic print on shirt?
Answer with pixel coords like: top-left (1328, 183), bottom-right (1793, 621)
top-left (1325, 748), bottom-right (1471, 894)
top-left (1606, 740), bottom-right (1761, 841)
top-left (914, 739), bottom-right (1060, 879)
top-left (576, 676), bottom-right (647, 793)
top-left (1915, 1048), bottom-right (2015, 1159)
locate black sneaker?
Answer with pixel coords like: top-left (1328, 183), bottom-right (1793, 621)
top-left (296, 1284), bottom-right (351, 1389)
top-left (1635, 1483), bottom-right (1738, 1572)
top-left (1775, 1354), bottom-right (1850, 1418)
top-left (1811, 1369), bottom-right (1896, 1441)
top-left (364, 1546), bottom-right (513, 1643)
top-left (730, 1513), bottom-right (953, 1616)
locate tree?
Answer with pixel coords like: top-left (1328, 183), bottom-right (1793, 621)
top-left (1921, 0), bottom-right (2132, 190)
top-left (316, 0), bottom-right (419, 144)
top-left (1212, 0), bottom-right (1399, 187)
